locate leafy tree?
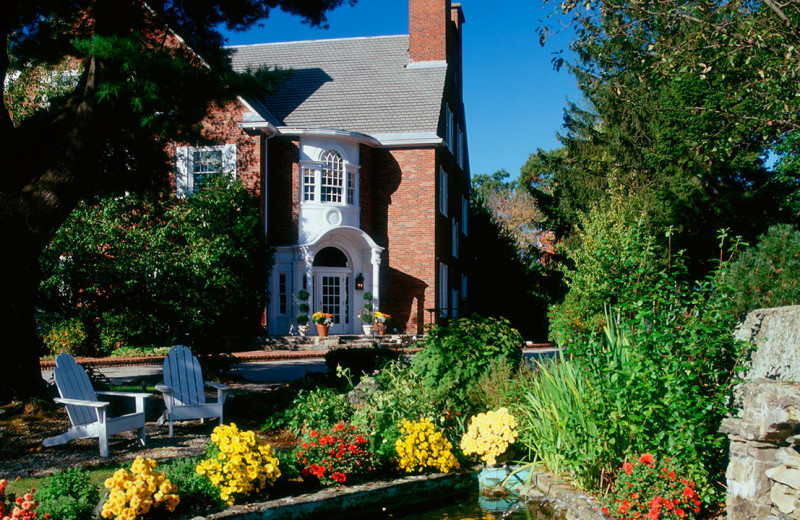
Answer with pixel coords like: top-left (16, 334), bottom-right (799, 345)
top-left (1, 0), bottom-right (354, 402)
top-left (525, 0), bottom-right (799, 272)
top-left (472, 169), bottom-right (546, 257)
top-left (466, 179), bottom-right (559, 340)
top-left (39, 175), bottom-right (269, 354)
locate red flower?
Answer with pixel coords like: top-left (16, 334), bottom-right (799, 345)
top-left (623, 462), bottom-right (634, 474)
top-left (639, 453), bottom-right (654, 466)
top-left (334, 423), bottom-right (345, 431)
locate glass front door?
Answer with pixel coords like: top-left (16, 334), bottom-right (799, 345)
top-left (314, 271), bottom-right (350, 334)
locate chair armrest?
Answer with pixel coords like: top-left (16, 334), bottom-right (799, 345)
top-left (155, 384), bottom-right (173, 395)
top-left (53, 397), bottom-right (109, 408)
top-left (96, 391), bottom-right (153, 399)
top-left (206, 382), bottom-right (231, 392)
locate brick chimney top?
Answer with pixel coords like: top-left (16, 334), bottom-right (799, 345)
top-left (409, 0), bottom-right (450, 63)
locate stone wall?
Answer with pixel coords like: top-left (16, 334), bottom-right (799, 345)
top-left (721, 305), bottom-right (800, 520)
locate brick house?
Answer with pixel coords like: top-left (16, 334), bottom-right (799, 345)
top-left (172, 0), bottom-right (470, 335)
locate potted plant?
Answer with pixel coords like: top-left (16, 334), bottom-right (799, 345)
top-left (359, 292), bottom-right (374, 336)
top-left (373, 312), bottom-right (391, 336)
top-left (296, 289), bottom-right (310, 337)
top-left (312, 311), bottom-right (334, 337)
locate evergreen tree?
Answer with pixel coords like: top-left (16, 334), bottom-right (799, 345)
top-left (0, 0), bottom-right (354, 403)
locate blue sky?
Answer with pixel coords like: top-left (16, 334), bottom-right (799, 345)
top-left (222, 1), bottom-right (581, 179)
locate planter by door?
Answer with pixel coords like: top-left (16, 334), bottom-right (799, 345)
top-left (362, 324), bottom-right (374, 336)
top-left (375, 323), bottom-right (387, 336)
top-left (298, 325), bottom-right (309, 337)
top-left (317, 324), bottom-right (329, 337)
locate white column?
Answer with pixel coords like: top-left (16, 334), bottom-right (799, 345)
top-left (371, 248), bottom-right (382, 311)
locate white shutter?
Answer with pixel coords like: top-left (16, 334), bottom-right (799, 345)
top-left (222, 143), bottom-right (237, 178)
top-left (175, 146), bottom-right (189, 197)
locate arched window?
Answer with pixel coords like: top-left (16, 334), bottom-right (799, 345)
top-left (320, 150), bottom-right (344, 203)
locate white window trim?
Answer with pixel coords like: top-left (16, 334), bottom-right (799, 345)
top-left (176, 144), bottom-right (236, 197)
top-left (300, 152), bottom-right (359, 208)
top-left (439, 167), bottom-right (448, 217)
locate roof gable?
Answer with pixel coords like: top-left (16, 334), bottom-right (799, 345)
top-left (229, 35), bottom-right (446, 137)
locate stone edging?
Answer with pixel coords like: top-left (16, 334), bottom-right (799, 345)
top-left (520, 471), bottom-right (609, 520)
top-left (189, 473), bottom-right (475, 520)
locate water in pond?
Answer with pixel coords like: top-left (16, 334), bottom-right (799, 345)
top-left (379, 493), bottom-right (558, 520)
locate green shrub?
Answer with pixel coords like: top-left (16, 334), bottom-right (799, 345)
top-left (411, 315), bottom-right (523, 415)
top-left (39, 174), bottom-right (270, 353)
top-left (40, 317), bottom-right (89, 356)
top-left (544, 224), bottom-right (746, 501)
top-left (324, 347), bottom-right (402, 378)
top-left (285, 387), bottom-right (354, 434)
top-left (349, 361), bottom-right (442, 466)
top-left (35, 467), bottom-right (100, 520)
top-left (723, 223), bottom-right (800, 318)
top-left (160, 457), bottom-right (224, 516)
top-left (548, 198), bottom-right (662, 345)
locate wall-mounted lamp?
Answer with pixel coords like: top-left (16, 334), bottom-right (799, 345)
top-left (355, 273), bottom-right (364, 291)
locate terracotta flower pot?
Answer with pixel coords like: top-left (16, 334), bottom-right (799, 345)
top-left (375, 323), bottom-right (387, 336)
top-left (317, 324), bottom-right (329, 337)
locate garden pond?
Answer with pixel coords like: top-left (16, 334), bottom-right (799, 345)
top-left (378, 493), bottom-right (559, 520)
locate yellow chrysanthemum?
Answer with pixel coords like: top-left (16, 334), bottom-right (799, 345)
top-left (459, 407), bottom-right (518, 466)
top-left (195, 423), bottom-right (281, 505)
top-left (101, 457), bottom-right (180, 520)
top-left (395, 418), bottom-right (459, 474)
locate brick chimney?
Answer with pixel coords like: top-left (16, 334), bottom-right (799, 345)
top-left (409, 0), bottom-right (450, 63)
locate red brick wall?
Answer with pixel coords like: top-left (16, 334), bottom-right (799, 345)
top-left (369, 147), bottom-right (438, 334)
top-left (266, 137), bottom-right (300, 245)
top-left (166, 100), bottom-right (264, 202)
top-left (201, 101), bottom-right (263, 196)
top-left (409, 0), bottom-right (450, 62)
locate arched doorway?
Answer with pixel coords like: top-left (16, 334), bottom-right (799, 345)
top-left (313, 246), bottom-right (352, 335)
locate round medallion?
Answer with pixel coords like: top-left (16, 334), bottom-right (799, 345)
top-left (325, 208), bottom-right (343, 227)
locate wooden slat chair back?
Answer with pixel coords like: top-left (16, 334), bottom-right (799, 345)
top-left (43, 354), bottom-right (150, 457)
top-left (156, 345), bottom-right (230, 437)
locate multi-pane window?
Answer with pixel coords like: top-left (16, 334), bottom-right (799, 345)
top-left (446, 105), bottom-right (454, 154)
top-left (278, 273), bottom-right (288, 315)
top-left (192, 149), bottom-right (222, 191)
top-left (347, 171), bottom-right (356, 205)
top-left (175, 144), bottom-right (236, 196)
top-left (301, 149), bottom-right (359, 206)
top-left (303, 168), bottom-right (316, 201)
top-left (320, 150), bottom-right (344, 203)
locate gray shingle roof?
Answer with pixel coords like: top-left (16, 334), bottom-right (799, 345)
top-left (228, 35), bottom-right (446, 136)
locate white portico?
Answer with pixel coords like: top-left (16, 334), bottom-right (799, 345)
top-left (267, 132), bottom-right (384, 335)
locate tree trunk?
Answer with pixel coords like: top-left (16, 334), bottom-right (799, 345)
top-left (0, 214), bottom-right (48, 402)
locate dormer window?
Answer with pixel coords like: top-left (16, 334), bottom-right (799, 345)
top-left (301, 148), bottom-right (358, 207)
